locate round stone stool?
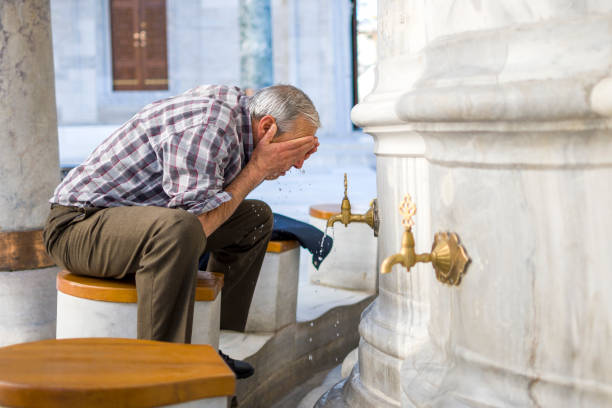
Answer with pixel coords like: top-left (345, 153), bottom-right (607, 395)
top-left (0, 337), bottom-right (234, 408)
top-left (309, 204), bottom-right (377, 292)
top-left (56, 270), bottom-right (223, 348)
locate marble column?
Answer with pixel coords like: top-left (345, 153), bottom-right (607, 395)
top-left (240, 0), bottom-right (273, 90)
top-left (0, 0), bottom-right (60, 346)
top-left (319, 0), bottom-right (612, 407)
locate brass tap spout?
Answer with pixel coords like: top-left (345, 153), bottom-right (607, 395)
top-left (326, 173), bottom-right (379, 236)
top-left (380, 226), bottom-right (431, 274)
top-left (380, 194), bottom-right (469, 286)
top-left (381, 253), bottom-right (408, 275)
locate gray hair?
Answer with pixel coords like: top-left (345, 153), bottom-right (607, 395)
top-left (247, 85), bottom-right (321, 134)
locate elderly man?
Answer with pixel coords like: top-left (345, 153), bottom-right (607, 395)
top-left (43, 84), bottom-right (320, 379)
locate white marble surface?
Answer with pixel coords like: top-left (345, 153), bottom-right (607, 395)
top-left (309, 216), bottom-right (377, 292)
top-left (57, 292), bottom-right (221, 348)
top-left (0, 0), bottom-right (60, 349)
top-left (245, 247), bottom-right (300, 332)
top-left (193, 296), bottom-right (221, 349)
top-left (340, 348), bottom-right (358, 379)
top-left (407, 145), bottom-right (612, 407)
top-left (219, 331), bottom-right (274, 361)
top-left (0, 267), bottom-right (58, 347)
top-left (331, 153), bottom-right (432, 407)
top-left (0, 0), bottom-right (59, 231)
top-left (297, 280), bottom-right (372, 323)
top-left (321, 1), bottom-right (612, 407)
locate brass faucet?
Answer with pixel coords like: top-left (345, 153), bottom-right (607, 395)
top-left (381, 195), bottom-right (469, 286)
top-left (326, 174), bottom-right (379, 237)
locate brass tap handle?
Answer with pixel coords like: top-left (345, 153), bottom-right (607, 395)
top-left (380, 195), bottom-right (469, 286)
top-left (344, 173), bottom-right (348, 199)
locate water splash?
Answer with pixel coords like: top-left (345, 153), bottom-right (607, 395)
top-left (314, 225), bottom-right (330, 269)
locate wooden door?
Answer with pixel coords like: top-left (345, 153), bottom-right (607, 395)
top-left (110, 0), bottom-right (168, 91)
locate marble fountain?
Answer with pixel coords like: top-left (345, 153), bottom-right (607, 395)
top-left (317, 0), bottom-right (612, 407)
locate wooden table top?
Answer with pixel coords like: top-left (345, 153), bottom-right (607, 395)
top-left (0, 338), bottom-right (234, 408)
top-left (57, 270), bottom-right (223, 303)
top-left (309, 204), bottom-right (341, 220)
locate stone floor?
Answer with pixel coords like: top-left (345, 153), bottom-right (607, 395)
top-left (270, 366), bottom-right (339, 408)
top-left (219, 276), bottom-right (373, 407)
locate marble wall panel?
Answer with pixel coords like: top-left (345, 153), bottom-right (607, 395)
top-left (0, 268), bottom-right (58, 347)
top-left (0, 0), bottom-right (60, 231)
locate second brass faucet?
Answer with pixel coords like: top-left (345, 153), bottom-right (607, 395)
top-left (381, 195), bottom-right (469, 286)
top-left (327, 174), bottom-right (379, 237)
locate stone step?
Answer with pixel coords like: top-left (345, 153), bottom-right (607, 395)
top-left (220, 279), bottom-right (374, 407)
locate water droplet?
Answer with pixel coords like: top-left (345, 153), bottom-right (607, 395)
top-left (336, 333), bottom-right (340, 337)
top-left (308, 355), bottom-right (313, 361)
top-left (310, 322), bottom-right (314, 327)
top-left (308, 337), bottom-right (312, 342)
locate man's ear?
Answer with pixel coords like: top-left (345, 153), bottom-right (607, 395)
top-left (258, 115), bottom-right (276, 134)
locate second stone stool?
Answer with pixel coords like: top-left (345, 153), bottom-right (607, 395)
top-left (245, 240), bottom-right (300, 332)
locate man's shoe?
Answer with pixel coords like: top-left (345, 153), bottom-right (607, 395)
top-left (218, 350), bottom-right (254, 379)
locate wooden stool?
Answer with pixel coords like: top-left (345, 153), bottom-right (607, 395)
top-left (0, 338), bottom-right (234, 408)
top-left (56, 270), bottom-right (223, 348)
top-left (309, 204), bottom-right (377, 292)
top-left (244, 240), bottom-right (300, 332)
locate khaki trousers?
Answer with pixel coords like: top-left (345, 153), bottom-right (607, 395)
top-left (43, 200), bottom-right (273, 343)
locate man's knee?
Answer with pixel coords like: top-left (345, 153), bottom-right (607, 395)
top-left (247, 200), bottom-right (273, 234)
top-left (156, 209), bottom-right (206, 256)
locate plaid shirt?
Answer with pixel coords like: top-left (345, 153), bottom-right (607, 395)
top-left (51, 85), bottom-right (253, 215)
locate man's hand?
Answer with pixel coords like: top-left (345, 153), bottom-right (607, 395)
top-left (249, 123), bottom-right (316, 181)
top-left (198, 123), bottom-right (317, 236)
top-left (304, 137), bottom-right (319, 161)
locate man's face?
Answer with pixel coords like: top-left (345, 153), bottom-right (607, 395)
top-left (273, 116), bottom-right (319, 169)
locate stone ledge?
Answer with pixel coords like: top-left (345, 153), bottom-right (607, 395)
top-left (220, 288), bottom-right (375, 407)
